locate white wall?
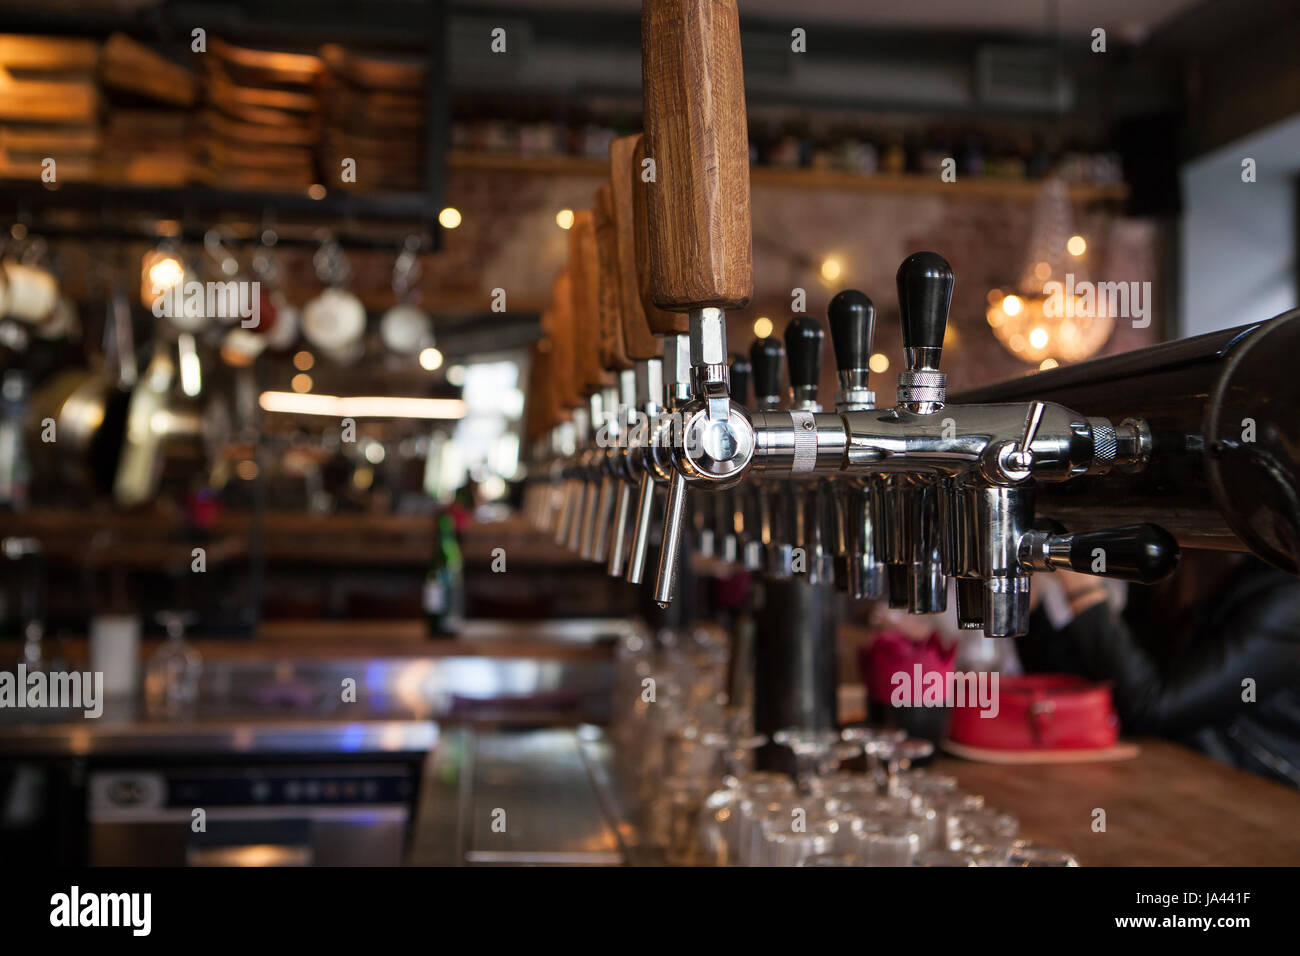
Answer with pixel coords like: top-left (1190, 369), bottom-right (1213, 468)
top-left (1180, 115), bottom-right (1300, 337)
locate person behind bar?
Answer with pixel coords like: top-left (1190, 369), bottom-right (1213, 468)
top-left (1017, 552), bottom-right (1300, 788)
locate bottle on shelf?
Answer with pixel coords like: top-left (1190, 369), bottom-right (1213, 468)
top-left (424, 510), bottom-right (465, 637)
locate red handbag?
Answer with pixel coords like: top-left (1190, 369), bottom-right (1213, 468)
top-left (948, 674), bottom-right (1120, 751)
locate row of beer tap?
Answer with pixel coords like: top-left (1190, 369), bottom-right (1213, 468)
top-left (521, 0), bottom-right (1179, 639)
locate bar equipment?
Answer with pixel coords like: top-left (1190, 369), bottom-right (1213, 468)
top-left (519, 0), bottom-right (1300, 756)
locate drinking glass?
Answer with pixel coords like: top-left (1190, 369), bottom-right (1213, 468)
top-left (841, 725), bottom-right (906, 788)
top-left (757, 805), bottom-right (840, 866)
top-left (773, 728), bottom-right (843, 794)
top-left (912, 849), bottom-right (978, 867)
top-left (799, 853), bottom-right (864, 867)
top-left (948, 808), bottom-right (1019, 850)
top-left (866, 817), bottom-right (926, 866)
top-left (1010, 845), bottom-right (1080, 867)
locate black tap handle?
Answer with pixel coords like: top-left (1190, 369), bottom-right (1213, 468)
top-left (1064, 524), bottom-right (1180, 584)
top-left (729, 352), bottom-right (751, 407)
top-left (828, 289), bottom-right (875, 376)
top-left (896, 251), bottom-right (953, 368)
top-left (783, 316), bottom-right (823, 391)
top-left (749, 336), bottom-right (784, 406)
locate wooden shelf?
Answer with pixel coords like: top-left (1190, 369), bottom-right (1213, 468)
top-left (447, 151), bottom-right (1129, 202)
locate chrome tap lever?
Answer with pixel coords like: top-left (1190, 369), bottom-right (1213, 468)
top-left (607, 477), bottom-right (634, 577)
top-left (578, 392), bottom-right (606, 559)
top-left (625, 468), bottom-right (657, 585)
top-left (623, 355), bottom-right (670, 585)
top-left (998, 400), bottom-right (1048, 481)
top-left (605, 369), bottom-right (640, 576)
top-left (591, 384), bottom-right (624, 563)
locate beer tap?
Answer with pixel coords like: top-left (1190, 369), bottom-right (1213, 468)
top-left (606, 132), bottom-right (694, 587)
top-left (717, 352), bottom-right (752, 565)
top-left (748, 335), bottom-right (788, 576)
top-left (827, 290), bottom-right (887, 599)
top-left (783, 315), bottom-right (834, 584)
top-left (591, 182), bottom-right (635, 564)
top-left (604, 134), bottom-right (672, 580)
top-left (744, 251), bottom-right (1176, 636)
top-left (895, 252), bottom-right (951, 615)
top-left (565, 210), bottom-right (613, 558)
top-left (642, 0), bottom-right (755, 608)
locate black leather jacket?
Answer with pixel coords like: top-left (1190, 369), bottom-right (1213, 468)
top-left (1017, 558), bottom-right (1300, 788)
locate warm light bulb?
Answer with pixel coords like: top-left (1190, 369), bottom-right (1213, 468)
top-left (291, 373), bottom-right (313, 393)
top-left (446, 365), bottom-right (466, 386)
top-left (420, 347), bottom-right (444, 371)
top-left (820, 257), bottom-right (843, 282)
top-left (1002, 294), bottom-right (1023, 316)
top-left (438, 207), bottom-right (462, 229)
top-left (293, 350), bottom-right (315, 371)
top-left (308, 184), bottom-right (326, 200)
top-left (1067, 235), bottom-right (1087, 257)
top-left (1039, 358), bottom-right (1059, 370)
top-left (753, 316), bottom-right (774, 338)
top-left (555, 209), bottom-right (575, 230)
top-left (1029, 327), bottom-right (1049, 349)
top-left (869, 353), bottom-right (890, 374)
top-left (148, 256), bottom-right (184, 291)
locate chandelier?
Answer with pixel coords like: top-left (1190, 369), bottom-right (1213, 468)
top-left (985, 178), bottom-right (1114, 369)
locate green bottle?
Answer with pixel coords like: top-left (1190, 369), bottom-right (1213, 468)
top-left (424, 512), bottom-right (465, 636)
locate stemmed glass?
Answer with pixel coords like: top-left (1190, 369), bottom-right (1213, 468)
top-left (773, 728), bottom-right (844, 795)
top-left (840, 725), bottom-right (906, 789)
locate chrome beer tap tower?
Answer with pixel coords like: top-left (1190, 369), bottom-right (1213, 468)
top-left (523, 0), bottom-right (1300, 665)
top-left (521, 0), bottom-right (1186, 644)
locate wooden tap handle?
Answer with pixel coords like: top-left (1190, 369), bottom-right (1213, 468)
top-left (535, 312), bottom-right (568, 428)
top-left (641, 0), bottom-right (753, 312)
top-left (524, 340), bottom-right (554, 441)
top-left (610, 134), bottom-right (673, 355)
top-left (568, 209), bottom-right (613, 394)
top-left (594, 183), bottom-right (633, 371)
top-left (632, 135), bottom-right (689, 335)
top-left (550, 270), bottom-right (583, 410)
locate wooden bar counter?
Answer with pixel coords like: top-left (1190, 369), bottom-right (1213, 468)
top-left (941, 740), bottom-right (1300, 866)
